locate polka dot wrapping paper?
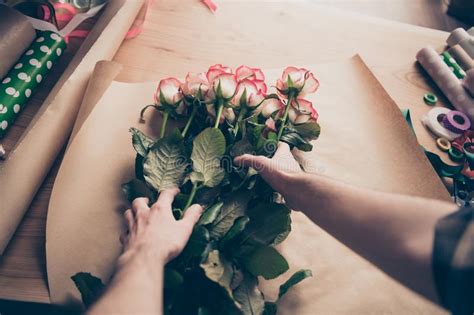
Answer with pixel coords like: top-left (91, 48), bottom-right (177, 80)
top-left (0, 31), bottom-right (66, 138)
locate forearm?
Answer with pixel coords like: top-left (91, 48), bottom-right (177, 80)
top-left (290, 173), bottom-right (457, 302)
top-left (88, 250), bottom-right (165, 315)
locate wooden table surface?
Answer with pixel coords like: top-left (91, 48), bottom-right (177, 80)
top-left (0, 0), bottom-right (464, 305)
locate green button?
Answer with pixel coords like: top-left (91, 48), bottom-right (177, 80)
top-left (449, 146), bottom-right (465, 163)
top-left (424, 93), bottom-right (438, 106)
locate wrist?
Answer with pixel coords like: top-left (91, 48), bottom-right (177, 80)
top-left (116, 245), bottom-right (166, 280)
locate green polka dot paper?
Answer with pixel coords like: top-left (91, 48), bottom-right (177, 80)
top-left (441, 51), bottom-right (466, 80)
top-left (0, 31), bottom-right (66, 138)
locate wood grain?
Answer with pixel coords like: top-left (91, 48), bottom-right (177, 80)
top-left (0, 0), bottom-right (465, 305)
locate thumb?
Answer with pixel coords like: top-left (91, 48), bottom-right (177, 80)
top-left (182, 204), bottom-right (203, 227)
top-left (234, 154), bottom-right (273, 175)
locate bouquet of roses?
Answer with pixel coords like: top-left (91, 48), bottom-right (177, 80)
top-left (74, 65), bottom-right (321, 315)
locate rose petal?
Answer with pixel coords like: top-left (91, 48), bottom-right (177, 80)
top-left (265, 117), bottom-right (277, 132)
top-left (157, 77), bottom-right (182, 105)
top-left (248, 91), bottom-right (265, 108)
top-left (253, 79), bottom-right (267, 94)
top-left (216, 73), bottom-right (238, 99)
top-left (235, 65), bottom-right (265, 82)
top-left (202, 0), bottom-right (217, 13)
top-left (300, 72), bottom-right (319, 96)
top-left (261, 98), bottom-right (284, 117)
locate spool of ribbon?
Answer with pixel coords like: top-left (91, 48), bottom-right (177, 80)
top-left (447, 28), bottom-right (472, 47)
top-left (421, 107), bottom-right (462, 141)
top-left (416, 46), bottom-right (474, 121)
top-left (463, 69), bottom-right (474, 97)
top-left (447, 44), bottom-right (474, 71)
top-left (442, 110), bottom-right (471, 133)
top-left (441, 51), bottom-right (466, 79)
top-left (0, 31), bottom-right (66, 138)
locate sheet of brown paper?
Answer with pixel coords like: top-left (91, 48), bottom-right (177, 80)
top-left (0, 0), bottom-right (145, 255)
top-left (46, 56), bottom-right (449, 313)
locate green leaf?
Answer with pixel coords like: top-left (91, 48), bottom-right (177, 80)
top-left (262, 302), bottom-right (277, 315)
top-left (293, 122), bottom-right (321, 141)
top-left (220, 216), bottom-right (250, 248)
top-left (121, 179), bottom-right (154, 203)
top-left (190, 128), bottom-right (226, 187)
top-left (143, 129), bottom-right (188, 192)
top-left (179, 225), bottom-right (210, 262)
top-left (71, 272), bottom-right (105, 307)
top-left (209, 193), bottom-right (250, 240)
top-left (233, 275), bottom-right (265, 315)
top-left (280, 131), bottom-right (312, 152)
top-left (242, 202), bottom-right (291, 246)
top-left (278, 269), bottom-right (313, 299)
top-left (200, 250), bottom-right (234, 296)
top-left (164, 268), bottom-right (183, 291)
top-left (242, 246), bottom-right (289, 280)
top-left (130, 127), bottom-right (154, 157)
top-left (199, 201), bottom-right (224, 225)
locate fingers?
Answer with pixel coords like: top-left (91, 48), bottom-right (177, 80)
top-left (124, 209), bottom-right (134, 231)
top-left (234, 154), bottom-right (272, 174)
top-left (155, 187), bottom-right (180, 207)
top-left (182, 204), bottom-right (203, 227)
top-left (131, 197), bottom-right (149, 216)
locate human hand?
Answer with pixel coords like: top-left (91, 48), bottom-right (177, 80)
top-left (119, 188), bottom-right (203, 268)
top-left (234, 142), bottom-right (308, 210)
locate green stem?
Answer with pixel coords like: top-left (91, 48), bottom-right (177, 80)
top-left (214, 100), bottom-right (225, 129)
top-left (276, 93), bottom-right (293, 141)
top-left (182, 105), bottom-right (198, 138)
top-left (160, 111), bottom-right (170, 139)
top-left (184, 182), bottom-right (199, 212)
top-left (233, 107), bottom-right (247, 137)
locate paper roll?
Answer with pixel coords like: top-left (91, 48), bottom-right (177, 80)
top-left (0, 0), bottom-right (145, 255)
top-left (464, 69), bottom-right (474, 96)
top-left (447, 27), bottom-right (471, 47)
top-left (458, 37), bottom-right (474, 59)
top-left (0, 31), bottom-right (66, 138)
top-left (0, 4), bottom-right (36, 80)
top-left (468, 27), bottom-right (474, 36)
top-left (421, 107), bottom-right (461, 140)
top-left (416, 46), bottom-right (474, 121)
top-left (448, 44), bottom-right (474, 71)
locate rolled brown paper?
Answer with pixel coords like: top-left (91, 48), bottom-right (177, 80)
top-left (0, 4), bottom-right (36, 80)
top-left (464, 69), bottom-right (474, 96)
top-left (448, 44), bottom-right (474, 71)
top-left (447, 28), bottom-right (471, 47)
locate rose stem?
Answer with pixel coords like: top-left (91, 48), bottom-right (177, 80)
top-left (233, 107), bottom-right (247, 137)
top-left (276, 92), bottom-right (294, 141)
top-left (160, 111), bottom-right (169, 139)
top-left (183, 182), bottom-right (199, 212)
top-left (213, 99), bottom-right (224, 129)
top-left (181, 104), bottom-right (198, 138)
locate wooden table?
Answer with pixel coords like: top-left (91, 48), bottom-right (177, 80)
top-left (0, 0), bottom-right (458, 305)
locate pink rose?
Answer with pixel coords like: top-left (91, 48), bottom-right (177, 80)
top-left (181, 72), bottom-right (209, 99)
top-left (260, 98), bottom-right (285, 118)
top-left (288, 98), bottom-right (319, 124)
top-left (231, 79), bottom-right (265, 108)
top-left (206, 72), bottom-right (238, 102)
top-left (206, 64), bottom-right (232, 83)
top-left (235, 65), bottom-right (267, 94)
top-left (265, 117), bottom-right (277, 132)
top-left (276, 67), bottom-right (319, 98)
top-left (155, 78), bottom-right (183, 107)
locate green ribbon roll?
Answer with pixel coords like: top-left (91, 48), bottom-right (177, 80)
top-left (441, 51), bottom-right (467, 79)
top-left (0, 30), bottom-right (66, 138)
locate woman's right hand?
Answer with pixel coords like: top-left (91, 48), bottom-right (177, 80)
top-left (234, 142), bottom-right (309, 211)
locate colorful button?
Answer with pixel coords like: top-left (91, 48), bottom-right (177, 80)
top-left (448, 146), bottom-right (465, 163)
top-left (436, 137), bottom-right (451, 151)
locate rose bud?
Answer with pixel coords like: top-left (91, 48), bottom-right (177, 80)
top-left (206, 72), bottom-right (238, 102)
top-left (259, 98), bottom-right (285, 118)
top-left (288, 98), bottom-right (319, 124)
top-left (181, 72), bottom-right (209, 100)
top-left (276, 67), bottom-right (319, 98)
top-left (231, 79), bottom-right (265, 108)
top-left (155, 78), bottom-right (183, 107)
top-left (206, 104), bottom-right (236, 124)
top-left (235, 65), bottom-right (267, 94)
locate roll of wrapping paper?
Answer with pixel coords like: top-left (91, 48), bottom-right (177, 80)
top-left (458, 37), bottom-right (474, 59)
top-left (441, 51), bottom-right (466, 79)
top-left (446, 28), bottom-right (472, 47)
top-left (0, 4), bottom-right (36, 80)
top-left (0, 31), bottom-right (66, 138)
top-left (464, 69), bottom-right (474, 96)
top-left (448, 44), bottom-right (474, 71)
top-left (416, 46), bottom-right (474, 121)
